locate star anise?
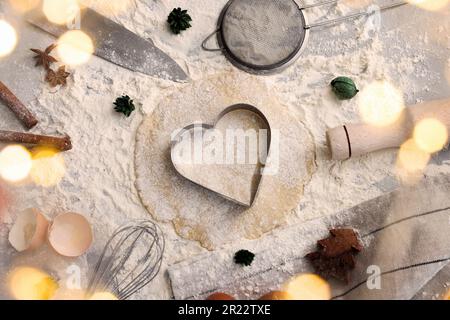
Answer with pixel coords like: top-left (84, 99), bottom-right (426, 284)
top-left (30, 44), bottom-right (58, 70)
top-left (45, 66), bottom-right (70, 87)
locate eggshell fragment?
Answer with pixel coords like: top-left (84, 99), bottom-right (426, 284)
top-left (48, 212), bottom-right (93, 257)
top-left (8, 208), bottom-right (49, 252)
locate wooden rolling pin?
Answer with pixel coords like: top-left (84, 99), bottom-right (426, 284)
top-left (327, 98), bottom-right (450, 160)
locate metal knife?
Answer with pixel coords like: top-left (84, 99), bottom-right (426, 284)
top-left (27, 8), bottom-right (188, 82)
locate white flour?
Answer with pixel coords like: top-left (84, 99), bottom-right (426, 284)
top-left (1, 0), bottom-right (449, 299)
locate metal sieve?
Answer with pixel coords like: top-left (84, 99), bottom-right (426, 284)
top-left (202, 0), bottom-right (408, 74)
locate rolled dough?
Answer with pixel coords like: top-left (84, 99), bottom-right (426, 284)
top-left (135, 72), bottom-right (315, 249)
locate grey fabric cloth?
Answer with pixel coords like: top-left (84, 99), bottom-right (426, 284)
top-left (168, 175), bottom-right (450, 300)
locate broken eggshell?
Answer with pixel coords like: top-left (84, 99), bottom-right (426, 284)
top-left (48, 212), bottom-right (93, 257)
top-left (8, 208), bottom-right (49, 252)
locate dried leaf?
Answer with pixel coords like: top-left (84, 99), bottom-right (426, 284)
top-left (318, 229), bottom-right (363, 258)
top-left (306, 228), bottom-right (363, 283)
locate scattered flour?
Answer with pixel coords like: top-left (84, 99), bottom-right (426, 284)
top-left (0, 0), bottom-right (449, 299)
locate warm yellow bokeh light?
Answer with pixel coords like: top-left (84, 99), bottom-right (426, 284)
top-left (8, 0), bottom-right (41, 13)
top-left (43, 0), bottom-right (80, 25)
top-left (9, 267), bottom-right (59, 300)
top-left (407, 0), bottom-right (449, 11)
top-left (52, 288), bottom-right (86, 300)
top-left (30, 147), bottom-right (66, 187)
top-left (283, 274), bottom-right (331, 300)
top-left (444, 289), bottom-right (450, 300)
top-left (359, 81), bottom-right (405, 127)
top-left (0, 145), bottom-right (32, 183)
top-left (413, 118), bottom-right (448, 153)
top-left (80, 0), bottom-right (133, 16)
top-left (57, 30), bottom-right (94, 66)
top-left (397, 139), bottom-right (431, 173)
top-left (89, 291), bottom-right (118, 300)
top-left (0, 20), bottom-right (18, 58)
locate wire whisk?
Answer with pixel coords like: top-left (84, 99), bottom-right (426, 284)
top-left (87, 220), bottom-right (165, 300)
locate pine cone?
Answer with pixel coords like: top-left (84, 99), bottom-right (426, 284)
top-left (168, 8), bottom-right (192, 34)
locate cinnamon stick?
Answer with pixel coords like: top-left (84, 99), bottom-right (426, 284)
top-left (0, 81), bottom-right (38, 129)
top-left (0, 130), bottom-right (72, 151)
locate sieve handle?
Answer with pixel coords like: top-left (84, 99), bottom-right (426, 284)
top-left (299, 0), bottom-right (339, 10)
top-left (304, 1), bottom-right (409, 29)
top-left (202, 29), bottom-right (224, 52)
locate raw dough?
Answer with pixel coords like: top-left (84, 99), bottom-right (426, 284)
top-left (135, 72), bottom-right (315, 249)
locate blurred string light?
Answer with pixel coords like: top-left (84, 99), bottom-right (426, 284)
top-left (407, 0), bottom-right (449, 11)
top-left (79, 0), bottom-right (133, 16)
top-left (9, 266), bottom-right (59, 300)
top-left (43, 0), bottom-right (79, 25)
top-left (57, 30), bottom-right (94, 66)
top-left (358, 81), bottom-right (405, 127)
top-left (8, 0), bottom-right (41, 13)
top-left (0, 20), bottom-right (18, 58)
top-left (413, 118), bottom-right (448, 154)
top-left (30, 147), bottom-right (66, 187)
top-left (396, 139), bottom-right (431, 183)
top-left (282, 274), bottom-right (331, 300)
top-left (0, 145), bottom-right (32, 183)
top-left (89, 291), bottom-right (118, 300)
top-left (51, 288), bottom-right (86, 300)
top-left (444, 289), bottom-right (450, 300)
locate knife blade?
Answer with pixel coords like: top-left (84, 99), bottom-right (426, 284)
top-left (27, 8), bottom-right (188, 82)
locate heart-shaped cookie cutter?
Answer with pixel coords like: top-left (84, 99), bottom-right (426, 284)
top-left (170, 103), bottom-right (272, 207)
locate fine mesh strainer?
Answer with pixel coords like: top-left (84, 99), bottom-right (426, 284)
top-left (202, 0), bottom-right (408, 74)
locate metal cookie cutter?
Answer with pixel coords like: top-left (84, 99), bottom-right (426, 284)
top-left (170, 103), bottom-right (272, 207)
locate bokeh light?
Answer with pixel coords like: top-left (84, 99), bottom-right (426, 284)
top-left (43, 0), bottom-right (80, 25)
top-left (413, 118), bottom-right (448, 153)
top-left (80, 0), bottom-right (133, 16)
top-left (0, 145), bottom-right (32, 183)
top-left (407, 0), bottom-right (449, 11)
top-left (30, 147), bottom-right (65, 187)
top-left (283, 274), bottom-right (331, 300)
top-left (444, 289), bottom-right (450, 300)
top-left (8, 0), bottom-right (41, 13)
top-left (0, 20), bottom-right (18, 58)
top-left (52, 288), bottom-right (86, 300)
top-left (57, 30), bottom-right (94, 66)
top-left (9, 267), bottom-right (59, 300)
top-left (89, 291), bottom-right (118, 300)
top-left (359, 81), bottom-right (405, 127)
top-left (396, 139), bottom-right (430, 183)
